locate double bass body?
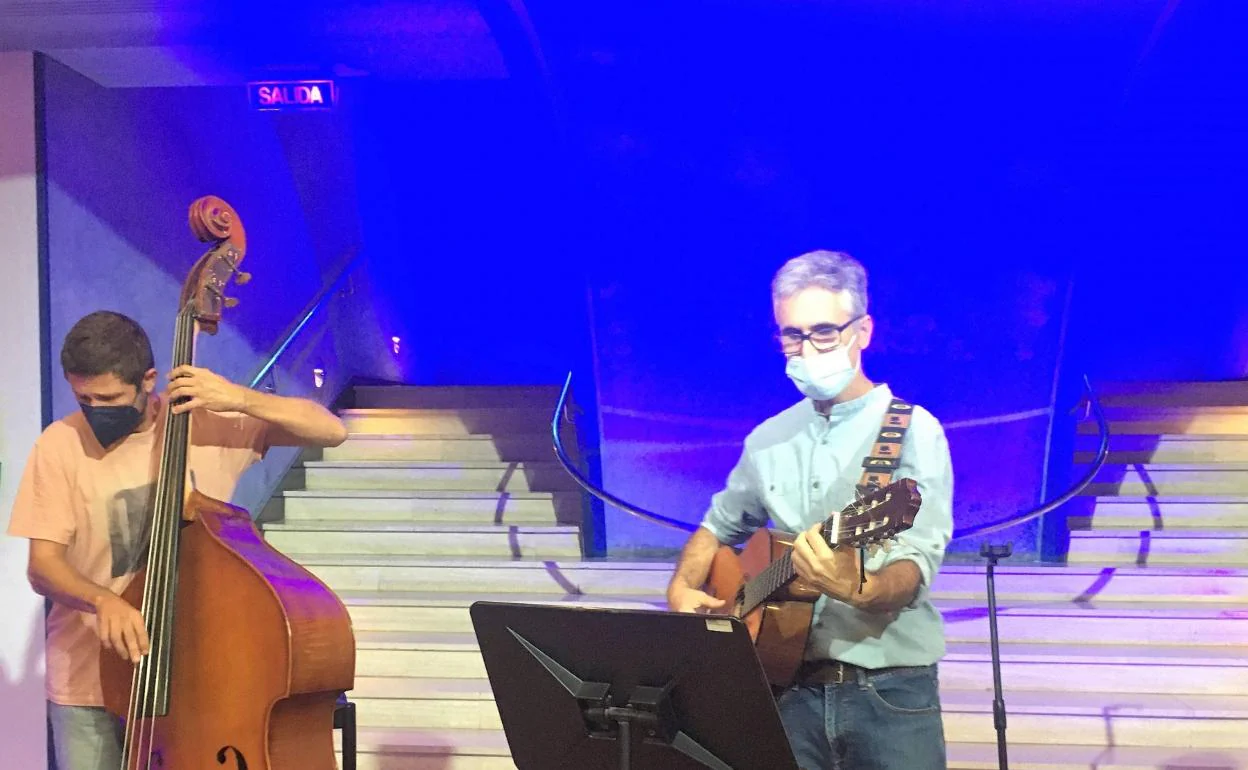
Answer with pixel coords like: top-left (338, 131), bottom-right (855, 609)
top-left (100, 491), bottom-right (355, 769)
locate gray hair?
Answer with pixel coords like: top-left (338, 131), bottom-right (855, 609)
top-left (771, 250), bottom-right (869, 317)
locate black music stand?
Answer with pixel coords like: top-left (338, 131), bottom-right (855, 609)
top-left (470, 601), bottom-right (799, 770)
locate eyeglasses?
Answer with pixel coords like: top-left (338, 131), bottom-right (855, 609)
top-left (776, 315), bottom-right (864, 355)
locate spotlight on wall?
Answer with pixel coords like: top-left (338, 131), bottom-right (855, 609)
top-left (313, 367), bottom-right (325, 389)
top-left (391, 336), bottom-right (401, 355)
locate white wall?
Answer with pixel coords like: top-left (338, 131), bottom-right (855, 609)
top-left (0, 50), bottom-right (49, 770)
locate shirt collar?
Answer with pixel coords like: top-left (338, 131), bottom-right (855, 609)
top-left (809, 383), bottom-right (893, 425)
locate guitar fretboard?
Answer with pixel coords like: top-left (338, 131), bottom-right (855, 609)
top-left (738, 492), bottom-right (896, 617)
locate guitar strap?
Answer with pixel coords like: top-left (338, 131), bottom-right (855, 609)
top-left (857, 397), bottom-right (914, 494)
top-left (850, 396), bottom-right (914, 591)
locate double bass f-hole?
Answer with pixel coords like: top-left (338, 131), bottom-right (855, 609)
top-left (216, 746), bottom-right (249, 768)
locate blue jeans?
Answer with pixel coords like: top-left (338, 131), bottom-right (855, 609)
top-left (776, 664), bottom-right (946, 770)
top-left (47, 702), bottom-right (122, 770)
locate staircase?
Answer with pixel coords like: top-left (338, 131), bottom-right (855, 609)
top-left (261, 382), bottom-right (1248, 769)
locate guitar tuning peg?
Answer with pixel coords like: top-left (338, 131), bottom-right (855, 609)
top-left (234, 270), bottom-right (252, 285)
top-left (224, 296), bottom-right (240, 308)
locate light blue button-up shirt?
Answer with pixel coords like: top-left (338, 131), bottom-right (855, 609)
top-left (700, 383), bottom-right (953, 668)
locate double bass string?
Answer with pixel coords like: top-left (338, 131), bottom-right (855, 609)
top-left (125, 305), bottom-right (181, 768)
top-left (124, 305), bottom-right (194, 769)
top-left (148, 305), bottom-right (196, 765)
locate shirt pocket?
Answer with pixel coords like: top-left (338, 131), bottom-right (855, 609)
top-left (759, 478), bottom-right (806, 534)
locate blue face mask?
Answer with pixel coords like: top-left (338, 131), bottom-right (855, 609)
top-left (82, 390), bottom-right (148, 449)
top-left (785, 336), bottom-right (859, 401)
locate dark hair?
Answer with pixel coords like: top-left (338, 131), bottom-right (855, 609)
top-left (60, 311), bottom-right (155, 387)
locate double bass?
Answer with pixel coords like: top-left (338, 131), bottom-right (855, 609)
top-left (99, 197), bottom-right (356, 769)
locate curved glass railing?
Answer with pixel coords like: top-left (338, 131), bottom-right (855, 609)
top-left (551, 373), bottom-right (1111, 543)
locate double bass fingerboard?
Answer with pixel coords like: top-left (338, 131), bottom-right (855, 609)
top-left (131, 305), bottom-right (197, 718)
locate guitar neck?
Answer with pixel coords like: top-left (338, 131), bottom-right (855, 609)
top-left (733, 482), bottom-right (916, 618)
top-left (738, 539), bottom-right (803, 617)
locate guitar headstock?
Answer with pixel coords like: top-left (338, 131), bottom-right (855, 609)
top-left (824, 478), bottom-right (922, 549)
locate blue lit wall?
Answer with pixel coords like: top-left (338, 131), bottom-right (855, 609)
top-left (38, 1), bottom-right (1248, 560)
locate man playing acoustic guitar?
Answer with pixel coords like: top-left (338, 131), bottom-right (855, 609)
top-left (667, 250), bottom-right (954, 770)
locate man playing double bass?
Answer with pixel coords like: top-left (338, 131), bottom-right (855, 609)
top-left (7, 310), bottom-right (348, 770)
top-left (666, 250), bottom-right (954, 769)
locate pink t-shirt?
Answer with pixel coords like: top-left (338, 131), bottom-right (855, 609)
top-left (7, 396), bottom-right (269, 706)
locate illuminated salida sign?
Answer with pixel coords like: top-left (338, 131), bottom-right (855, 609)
top-left (248, 80), bottom-right (337, 111)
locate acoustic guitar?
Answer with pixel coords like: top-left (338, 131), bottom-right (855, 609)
top-left (704, 477), bottom-right (921, 687)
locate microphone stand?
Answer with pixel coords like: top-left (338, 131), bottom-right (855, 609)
top-left (980, 542), bottom-right (1012, 769)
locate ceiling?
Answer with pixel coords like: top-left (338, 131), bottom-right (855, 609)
top-left (0, 0), bottom-right (509, 86)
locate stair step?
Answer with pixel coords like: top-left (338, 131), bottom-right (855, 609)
top-left (351, 385), bottom-right (562, 410)
top-left (355, 631), bottom-right (487, 679)
top-left (265, 523), bottom-right (583, 559)
top-left (941, 690), bottom-right (1248, 749)
top-left (1067, 529), bottom-right (1248, 566)
top-left (350, 678), bottom-right (500, 731)
top-left (340, 408), bottom-right (552, 437)
top-left (350, 631), bottom-right (1248, 695)
top-left (1083, 464), bottom-right (1248, 496)
top-left (931, 564), bottom-right (1248, 604)
top-left (270, 489), bottom-right (580, 525)
top-left (338, 727), bottom-right (510, 770)
top-left (295, 555), bottom-right (675, 595)
top-left (293, 460), bottom-right (577, 492)
top-left (1100, 406), bottom-right (1248, 420)
top-left (293, 553), bottom-right (1248, 604)
top-left (1078, 414), bottom-right (1248, 435)
top-left (1075, 435), bottom-right (1248, 464)
top-left (337, 729), bottom-right (1248, 770)
top-left (345, 676), bottom-right (1248, 749)
top-left (939, 642), bottom-right (1248, 695)
top-left (334, 728), bottom-right (1248, 763)
top-left (936, 599), bottom-right (1248, 647)
top-left (339, 591), bottom-right (666, 632)
top-left (332, 589), bottom-right (1247, 644)
top-left (324, 434), bottom-right (553, 463)
top-left (1071, 497), bottom-right (1248, 530)
top-left (1094, 380), bottom-right (1248, 408)
top-left (946, 742), bottom-right (1248, 769)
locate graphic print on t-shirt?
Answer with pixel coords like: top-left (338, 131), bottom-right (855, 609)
top-left (108, 483), bottom-right (156, 578)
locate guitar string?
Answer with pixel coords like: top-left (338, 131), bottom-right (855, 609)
top-left (740, 492), bottom-right (897, 616)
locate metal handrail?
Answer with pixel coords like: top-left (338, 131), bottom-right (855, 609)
top-left (550, 372), bottom-right (1112, 541)
top-left (552, 372), bottom-right (698, 532)
top-left (248, 250), bottom-right (361, 391)
top-left (951, 375), bottom-right (1109, 540)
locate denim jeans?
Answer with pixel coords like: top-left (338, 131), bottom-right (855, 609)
top-left (47, 702), bottom-right (123, 770)
top-left (776, 664), bottom-right (946, 770)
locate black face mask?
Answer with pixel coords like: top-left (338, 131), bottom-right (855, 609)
top-left (82, 390), bottom-right (148, 449)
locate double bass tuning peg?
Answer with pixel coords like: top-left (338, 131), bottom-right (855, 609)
top-left (234, 269), bottom-right (252, 285)
top-left (224, 296), bottom-right (240, 309)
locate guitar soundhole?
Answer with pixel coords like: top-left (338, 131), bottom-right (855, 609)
top-left (216, 746), bottom-right (249, 769)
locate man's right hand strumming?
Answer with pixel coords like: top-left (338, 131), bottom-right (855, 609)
top-left (667, 527), bottom-right (729, 613)
top-left (94, 592), bottom-right (150, 664)
top-left (667, 583), bottom-right (728, 614)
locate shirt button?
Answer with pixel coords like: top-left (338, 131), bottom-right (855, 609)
top-left (812, 481), bottom-right (820, 489)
